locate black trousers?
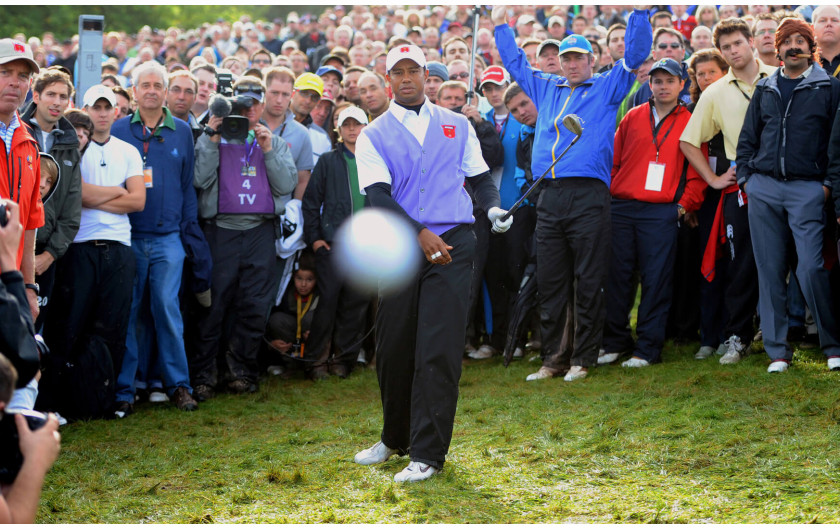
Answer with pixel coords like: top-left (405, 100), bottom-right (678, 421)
top-left (466, 205), bottom-right (489, 345)
top-left (484, 206), bottom-right (536, 350)
top-left (535, 179), bottom-right (611, 368)
top-left (722, 192), bottom-right (759, 343)
top-left (192, 221), bottom-right (277, 386)
top-left (305, 245), bottom-right (369, 368)
top-left (41, 240), bottom-right (135, 405)
top-left (376, 224), bottom-right (475, 469)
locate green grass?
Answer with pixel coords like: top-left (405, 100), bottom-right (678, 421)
top-left (38, 343), bottom-right (840, 523)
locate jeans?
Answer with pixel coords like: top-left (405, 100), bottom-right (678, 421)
top-left (117, 232), bottom-right (190, 402)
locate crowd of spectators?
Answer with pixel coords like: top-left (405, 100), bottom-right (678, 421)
top-left (1, 3), bottom-right (840, 433)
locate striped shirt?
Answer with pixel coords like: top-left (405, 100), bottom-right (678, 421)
top-left (0, 112), bottom-right (20, 156)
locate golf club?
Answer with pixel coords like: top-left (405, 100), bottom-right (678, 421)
top-left (465, 5), bottom-right (482, 105)
top-left (499, 114), bottom-right (584, 222)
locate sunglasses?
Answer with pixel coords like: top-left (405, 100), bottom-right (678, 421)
top-left (657, 42), bottom-right (683, 49)
top-left (449, 72), bottom-right (470, 80)
top-left (234, 87), bottom-right (264, 100)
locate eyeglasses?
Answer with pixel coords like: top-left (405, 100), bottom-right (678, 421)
top-left (252, 58), bottom-right (271, 65)
top-left (295, 90), bottom-right (321, 102)
top-left (657, 42), bottom-right (683, 49)
top-left (449, 72), bottom-right (470, 80)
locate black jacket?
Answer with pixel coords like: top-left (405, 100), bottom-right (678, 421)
top-left (737, 65), bottom-right (840, 187)
top-left (0, 271), bottom-right (39, 388)
top-left (21, 102), bottom-right (82, 260)
top-left (468, 115), bottom-right (505, 170)
top-left (301, 145), bottom-right (358, 246)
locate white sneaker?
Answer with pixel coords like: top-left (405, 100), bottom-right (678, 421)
top-left (464, 343), bottom-right (476, 354)
top-left (597, 352), bottom-right (620, 365)
top-left (719, 335), bottom-right (746, 365)
top-left (525, 366), bottom-right (559, 381)
top-left (695, 346), bottom-right (715, 360)
top-left (828, 357), bottom-right (840, 371)
top-left (767, 360), bottom-right (789, 373)
top-left (716, 343), bottom-right (728, 356)
top-left (468, 344), bottom-right (497, 360)
top-left (267, 365), bottom-right (284, 376)
top-left (394, 461), bottom-right (439, 483)
top-left (357, 349), bottom-right (367, 365)
top-left (149, 390), bottom-right (169, 403)
top-left (563, 366), bottom-right (588, 382)
top-left (354, 440), bottom-right (398, 465)
top-left (622, 357), bottom-right (650, 368)
top-left (512, 347), bottom-right (524, 359)
top-left (525, 340), bottom-right (541, 351)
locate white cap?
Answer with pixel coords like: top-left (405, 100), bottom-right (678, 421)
top-left (385, 44), bottom-right (426, 73)
top-left (82, 84), bottom-right (116, 108)
top-left (337, 105), bottom-right (369, 127)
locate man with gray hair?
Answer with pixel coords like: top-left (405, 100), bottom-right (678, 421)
top-left (815, 4), bottom-right (840, 77)
top-left (357, 71), bottom-right (390, 120)
top-left (111, 60), bottom-right (200, 413)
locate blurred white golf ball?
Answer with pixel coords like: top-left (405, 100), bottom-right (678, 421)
top-left (335, 208), bottom-right (421, 294)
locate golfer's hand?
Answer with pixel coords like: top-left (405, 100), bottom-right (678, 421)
top-left (488, 206), bottom-right (513, 233)
top-left (491, 6), bottom-right (508, 26)
top-left (418, 228), bottom-right (453, 265)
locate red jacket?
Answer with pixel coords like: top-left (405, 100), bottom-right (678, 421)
top-left (0, 112), bottom-right (44, 268)
top-left (611, 102), bottom-right (706, 212)
top-left (673, 15), bottom-right (697, 42)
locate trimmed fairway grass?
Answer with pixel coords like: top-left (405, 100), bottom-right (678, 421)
top-left (39, 343), bottom-right (840, 523)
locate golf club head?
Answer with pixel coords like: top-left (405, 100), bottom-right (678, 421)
top-left (562, 114), bottom-right (583, 136)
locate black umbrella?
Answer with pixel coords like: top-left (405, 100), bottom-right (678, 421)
top-left (503, 261), bottom-right (538, 367)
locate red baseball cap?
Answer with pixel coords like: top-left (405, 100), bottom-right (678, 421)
top-left (479, 66), bottom-right (511, 89)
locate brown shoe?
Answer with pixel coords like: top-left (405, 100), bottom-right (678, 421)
top-left (329, 363), bottom-right (349, 379)
top-left (228, 379), bottom-right (257, 393)
top-left (308, 365), bottom-right (330, 381)
top-left (193, 384), bottom-right (215, 402)
top-left (173, 387), bottom-right (198, 411)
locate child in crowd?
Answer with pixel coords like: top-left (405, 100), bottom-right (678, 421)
top-left (63, 109), bottom-right (93, 153)
top-left (38, 154), bottom-right (57, 201)
top-left (265, 251), bottom-right (319, 362)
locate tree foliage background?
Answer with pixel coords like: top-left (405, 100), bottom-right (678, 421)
top-left (2, 5), bottom-right (303, 39)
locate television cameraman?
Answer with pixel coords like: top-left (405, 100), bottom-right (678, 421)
top-left (0, 200), bottom-right (61, 524)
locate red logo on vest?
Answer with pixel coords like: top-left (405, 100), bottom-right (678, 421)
top-left (442, 125), bottom-right (456, 138)
top-left (14, 43), bottom-right (25, 53)
top-left (400, 46), bottom-right (409, 53)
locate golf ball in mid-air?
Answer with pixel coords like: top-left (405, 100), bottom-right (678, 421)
top-left (334, 208), bottom-right (421, 294)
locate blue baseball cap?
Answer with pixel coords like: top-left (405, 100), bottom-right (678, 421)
top-left (648, 58), bottom-right (682, 77)
top-left (557, 34), bottom-right (593, 56)
top-left (316, 65), bottom-right (343, 82)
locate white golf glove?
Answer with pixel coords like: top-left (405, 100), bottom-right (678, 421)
top-left (488, 207), bottom-right (513, 234)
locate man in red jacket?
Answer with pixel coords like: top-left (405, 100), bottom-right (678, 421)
top-left (601, 58), bottom-right (706, 367)
top-left (0, 39), bottom-right (44, 321)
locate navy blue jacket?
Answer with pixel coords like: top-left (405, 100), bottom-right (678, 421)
top-left (111, 108), bottom-right (198, 237)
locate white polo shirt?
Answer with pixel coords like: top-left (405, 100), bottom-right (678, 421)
top-left (75, 136), bottom-right (144, 246)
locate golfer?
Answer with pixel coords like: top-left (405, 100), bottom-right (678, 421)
top-left (353, 44), bottom-right (512, 483)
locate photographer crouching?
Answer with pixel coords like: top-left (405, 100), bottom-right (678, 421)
top-left (191, 76), bottom-right (297, 401)
top-left (0, 200), bottom-right (61, 524)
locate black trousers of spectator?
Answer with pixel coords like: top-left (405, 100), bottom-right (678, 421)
top-left (42, 240), bottom-right (135, 398)
top-left (603, 200), bottom-right (679, 363)
top-left (696, 188), bottom-right (728, 348)
top-left (666, 221), bottom-right (701, 342)
top-left (535, 178), bottom-right (611, 368)
top-left (484, 206), bottom-right (536, 350)
top-left (376, 224), bottom-right (475, 470)
top-left (192, 221), bottom-right (276, 387)
top-left (722, 192), bottom-right (759, 344)
top-left (305, 245), bottom-right (369, 369)
top-left (33, 260), bottom-right (56, 332)
top-left (466, 204), bottom-right (489, 347)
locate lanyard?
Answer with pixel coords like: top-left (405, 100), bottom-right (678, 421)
top-left (732, 80), bottom-right (752, 102)
top-left (649, 102), bottom-right (681, 162)
top-left (295, 293), bottom-right (313, 341)
top-left (833, 63), bottom-right (840, 78)
top-left (140, 115), bottom-right (164, 166)
top-left (243, 137), bottom-right (258, 168)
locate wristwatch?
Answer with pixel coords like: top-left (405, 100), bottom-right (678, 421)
top-left (677, 204), bottom-right (686, 216)
top-left (25, 283), bottom-right (40, 295)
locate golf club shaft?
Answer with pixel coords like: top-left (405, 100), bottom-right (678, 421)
top-left (499, 135), bottom-right (581, 222)
top-left (466, 5), bottom-right (481, 105)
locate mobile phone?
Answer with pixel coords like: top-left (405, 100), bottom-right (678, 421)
top-left (0, 203), bottom-right (7, 227)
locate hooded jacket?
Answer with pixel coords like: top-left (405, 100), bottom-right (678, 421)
top-left (21, 101), bottom-right (82, 260)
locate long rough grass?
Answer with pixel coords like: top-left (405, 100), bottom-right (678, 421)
top-left (36, 339), bottom-right (840, 523)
